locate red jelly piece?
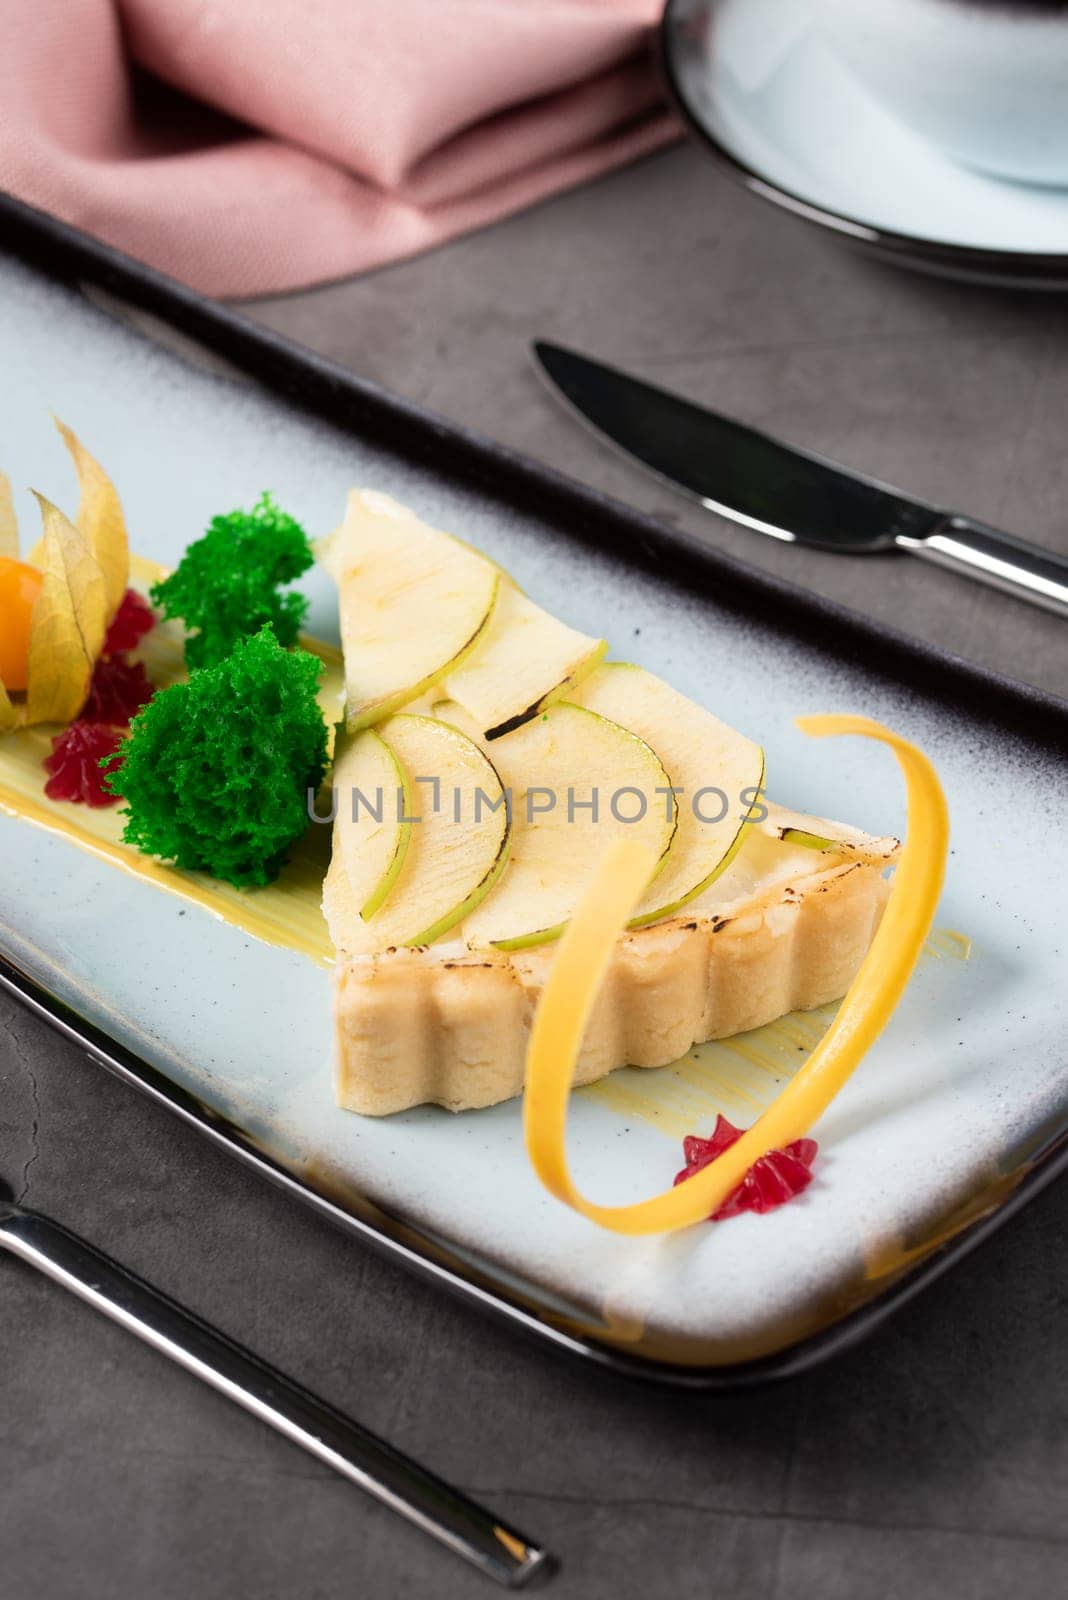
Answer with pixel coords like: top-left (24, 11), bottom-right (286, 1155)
top-left (102, 588), bottom-right (155, 655)
top-left (43, 722), bottom-right (124, 807)
top-left (673, 1114), bottom-right (818, 1222)
top-left (82, 656), bottom-right (154, 727)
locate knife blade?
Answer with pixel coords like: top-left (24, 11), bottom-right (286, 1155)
top-left (533, 341), bottom-right (1068, 616)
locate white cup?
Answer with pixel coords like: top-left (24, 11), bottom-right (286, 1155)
top-left (810, 0), bottom-right (1068, 187)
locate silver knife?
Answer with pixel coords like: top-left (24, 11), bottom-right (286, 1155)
top-left (533, 341), bottom-right (1068, 617)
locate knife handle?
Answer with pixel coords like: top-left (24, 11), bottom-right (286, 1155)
top-left (898, 514), bottom-right (1068, 617)
top-left (0, 1205), bottom-right (550, 1589)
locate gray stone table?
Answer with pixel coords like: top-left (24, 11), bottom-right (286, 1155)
top-left (2, 145), bottom-right (1066, 1600)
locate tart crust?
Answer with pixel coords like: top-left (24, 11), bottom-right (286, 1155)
top-left (332, 832), bottom-right (895, 1116)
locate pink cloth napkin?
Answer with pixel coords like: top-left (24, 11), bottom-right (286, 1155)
top-left (0, 0), bottom-right (677, 297)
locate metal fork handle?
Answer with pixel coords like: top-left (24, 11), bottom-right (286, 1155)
top-left (897, 513), bottom-right (1068, 616)
top-left (0, 1205), bottom-right (551, 1589)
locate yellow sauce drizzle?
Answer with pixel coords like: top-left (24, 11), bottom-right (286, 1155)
top-left (0, 556), bottom-right (342, 966)
top-left (523, 715), bottom-right (950, 1235)
top-left (924, 927), bottom-right (972, 962)
top-left (581, 1004), bottom-right (840, 1141)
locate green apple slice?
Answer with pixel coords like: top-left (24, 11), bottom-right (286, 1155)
top-left (325, 713), bottom-right (511, 954)
top-left (332, 728), bottom-right (412, 920)
top-left (779, 825), bottom-right (835, 852)
top-left (318, 490), bottom-right (500, 732)
top-left (572, 663), bottom-right (766, 927)
top-left (766, 804), bottom-right (899, 861)
top-left (437, 701), bottom-right (675, 951)
top-left (441, 583), bottom-right (607, 740)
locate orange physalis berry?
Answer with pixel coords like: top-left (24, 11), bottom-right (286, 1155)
top-left (0, 555), bottom-right (44, 692)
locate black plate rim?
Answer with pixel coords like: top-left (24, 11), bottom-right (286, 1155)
top-left (5, 948), bottom-right (1067, 1392)
top-left (1, 188), bottom-right (1066, 1388)
top-left (659, 0), bottom-right (1068, 289)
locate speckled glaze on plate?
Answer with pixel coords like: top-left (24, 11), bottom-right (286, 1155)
top-left (1, 199), bottom-right (1066, 1385)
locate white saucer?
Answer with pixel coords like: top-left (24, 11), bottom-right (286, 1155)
top-left (661, 0), bottom-right (1068, 287)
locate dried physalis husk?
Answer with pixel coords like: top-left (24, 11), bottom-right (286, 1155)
top-left (0, 677), bottom-right (16, 735)
top-left (53, 418), bottom-right (129, 617)
top-left (24, 492), bottom-right (108, 726)
top-left (0, 470), bottom-right (17, 561)
top-left (1, 472), bottom-right (22, 730)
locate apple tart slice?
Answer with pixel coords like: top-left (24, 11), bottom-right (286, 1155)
top-left (319, 498), bottom-right (898, 1115)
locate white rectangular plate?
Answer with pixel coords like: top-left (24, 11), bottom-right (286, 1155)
top-left (1, 232), bottom-right (1066, 1378)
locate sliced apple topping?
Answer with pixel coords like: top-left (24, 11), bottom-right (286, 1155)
top-left (317, 491), bottom-right (500, 732)
top-left (331, 729), bottom-right (412, 921)
top-left (441, 583), bottom-right (606, 740)
top-left (573, 663), bottom-right (766, 927)
top-left (435, 700), bottom-right (675, 950)
top-left (766, 803), bottom-right (899, 861)
top-left (324, 713), bottom-right (511, 954)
